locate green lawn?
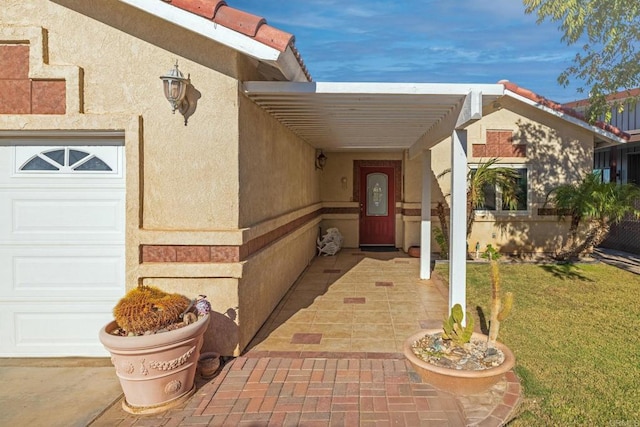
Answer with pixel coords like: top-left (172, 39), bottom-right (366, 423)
top-left (435, 262), bottom-right (640, 426)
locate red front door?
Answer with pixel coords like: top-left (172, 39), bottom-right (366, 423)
top-left (359, 166), bottom-right (395, 246)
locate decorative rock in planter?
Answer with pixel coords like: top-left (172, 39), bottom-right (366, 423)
top-left (404, 329), bottom-right (515, 395)
top-left (99, 314), bottom-right (209, 414)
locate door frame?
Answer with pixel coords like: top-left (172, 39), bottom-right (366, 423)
top-left (353, 160), bottom-right (402, 246)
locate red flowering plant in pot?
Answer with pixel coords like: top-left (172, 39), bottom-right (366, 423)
top-left (99, 285), bottom-right (211, 414)
top-left (404, 260), bottom-right (515, 395)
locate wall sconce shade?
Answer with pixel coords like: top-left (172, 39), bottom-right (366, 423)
top-left (315, 149), bottom-right (327, 170)
top-left (160, 61), bottom-right (190, 121)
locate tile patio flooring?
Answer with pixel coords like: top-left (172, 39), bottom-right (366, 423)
top-left (91, 249), bottom-right (521, 426)
top-left (246, 249), bottom-right (448, 355)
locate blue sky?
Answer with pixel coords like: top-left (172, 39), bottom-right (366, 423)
top-left (232, 0), bottom-right (586, 103)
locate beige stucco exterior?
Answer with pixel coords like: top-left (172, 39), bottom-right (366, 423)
top-left (0, 0), bottom-right (321, 356)
top-left (415, 97), bottom-right (594, 255)
top-left (1, 0), bottom-right (602, 357)
top-left (465, 98), bottom-right (593, 254)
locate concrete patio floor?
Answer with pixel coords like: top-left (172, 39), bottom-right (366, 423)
top-left (0, 357), bottom-right (122, 427)
top-left (91, 249), bottom-right (522, 426)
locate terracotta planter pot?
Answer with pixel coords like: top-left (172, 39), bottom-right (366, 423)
top-left (198, 351), bottom-right (221, 379)
top-left (404, 329), bottom-right (515, 395)
top-left (99, 314), bottom-right (209, 414)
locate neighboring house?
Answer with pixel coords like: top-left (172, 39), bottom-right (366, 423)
top-left (564, 90), bottom-right (640, 254)
top-left (453, 82), bottom-right (629, 256)
top-left (0, 0), bottom-right (627, 358)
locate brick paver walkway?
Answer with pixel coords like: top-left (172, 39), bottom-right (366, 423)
top-left (91, 251), bottom-right (522, 426)
top-left (92, 353), bottom-right (520, 426)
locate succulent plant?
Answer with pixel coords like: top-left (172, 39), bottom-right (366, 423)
top-left (113, 285), bottom-right (191, 335)
top-left (442, 303), bottom-right (474, 346)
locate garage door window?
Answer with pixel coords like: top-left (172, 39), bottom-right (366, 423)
top-left (19, 147), bottom-right (113, 173)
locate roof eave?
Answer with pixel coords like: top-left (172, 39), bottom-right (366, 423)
top-left (117, 0), bottom-right (309, 82)
top-left (505, 89), bottom-right (628, 145)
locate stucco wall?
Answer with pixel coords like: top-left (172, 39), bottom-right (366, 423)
top-left (238, 224), bottom-right (318, 351)
top-left (238, 95), bottom-right (319, 227)
top-left (233, 77), bottom-right (321, 352)
top-left (417, 99), bottom-right (594, 254)
top-left (1, 0), bottom-right (301, 356)
top-left (474, 99), bottom-right (593, 201)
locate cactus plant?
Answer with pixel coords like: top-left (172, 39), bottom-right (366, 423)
top-left (113, 285), bottom-right (191, 335)
top-left (488, 260), bottom-right (513, 347)
top-left (442, 303), bottom-right (474, 346)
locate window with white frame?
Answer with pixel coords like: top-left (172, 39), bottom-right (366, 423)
top-left (473, 167), bottom-right (528, 212)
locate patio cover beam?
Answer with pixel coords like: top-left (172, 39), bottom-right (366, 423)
top-left (448, 90), bottom-right (483, 322)
top-left (242, 82), bottom-right (504, 151)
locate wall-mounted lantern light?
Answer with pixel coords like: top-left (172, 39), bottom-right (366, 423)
top-left (160, 61), bottom-right (190, 125)
top-left (315, 149), bottom-right (327, 170)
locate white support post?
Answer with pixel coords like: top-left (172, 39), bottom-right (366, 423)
top-left (420, 150), bottom-right (432, 279)
top-left (449, 129), bottom-right (467, 319)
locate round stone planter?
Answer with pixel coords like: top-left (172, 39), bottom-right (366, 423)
top-left (99, 314), bottom-right (209, 414)
top-left (404, 329), bottom-right (515, 395)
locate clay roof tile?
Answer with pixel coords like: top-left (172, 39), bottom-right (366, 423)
top-left (214, 5), bottom-right (265, 37)
top-left (169, 0), bottom-right (225, 19)
top-left (500, 80), bottom-right (630, 141)
top-left (254, 24), bottom-right (294, 52)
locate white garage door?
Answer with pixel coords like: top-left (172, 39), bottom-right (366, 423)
top-left (0, 144), bottom-right (125, 356)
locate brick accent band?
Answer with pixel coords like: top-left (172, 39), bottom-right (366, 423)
top-left (139, 205), bottom-right (459, 263)
top-left (141, 208), bottom-right (323, 263)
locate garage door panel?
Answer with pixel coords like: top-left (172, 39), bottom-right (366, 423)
top-left (1, 192), bottom-right (124, 242)
top-left (0, 303), bottom-right (112, 356)
top-left (0, 246), bottom-right (124, 298)
top-left (0, 143), bottom-right (125, 357)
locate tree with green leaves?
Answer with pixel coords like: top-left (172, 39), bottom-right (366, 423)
top-left (523, 0), bottom-right (640, 122)
top-left (437, 158), bottom-right (520, 251)
top-left (546, 172), bottom-right (640, 260)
